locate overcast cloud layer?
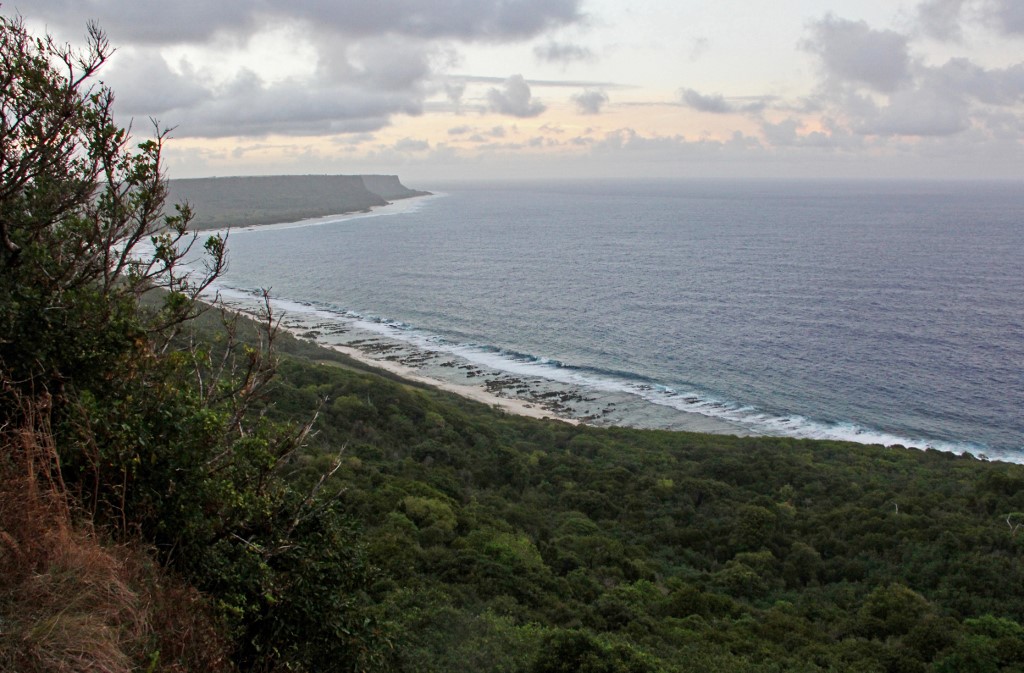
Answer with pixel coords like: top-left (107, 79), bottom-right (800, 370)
top-left (16, 0), bottom-right (1024, 179)
top-left (29, 0), bottom-right (583, 43)
top-left (27, 0), bottom-right (584, 138)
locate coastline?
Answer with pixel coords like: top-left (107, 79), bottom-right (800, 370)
top-left (196, 188), bottom-right (1018, 461)
top-left (207, 192), bottom-right (441, 235)
top-left (215, 289), bottom-right (1021, 461)
top-left (293, 328), bottom-right (580, 425)
top-left (170, 174), bottom-right (430, 231)
top-left (238, 294), bottom-right (751, 435)
top-left (194, 194), bottom-right (576, 425)
top-left (198, 193), bottom-right (738, 431)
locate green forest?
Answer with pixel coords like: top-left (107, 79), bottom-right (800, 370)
top-left (2, 15), bottom-right (1024, 673)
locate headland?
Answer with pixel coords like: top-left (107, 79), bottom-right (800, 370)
top-left (167, 174), bottom-right (430, 230)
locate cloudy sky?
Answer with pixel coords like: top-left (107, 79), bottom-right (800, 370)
top-left (20, 0), bottom-right (1024, 181)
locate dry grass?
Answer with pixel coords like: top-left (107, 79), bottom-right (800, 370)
top-left (0, 395), bottom-right (233, 672)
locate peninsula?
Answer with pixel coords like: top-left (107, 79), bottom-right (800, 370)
top-left (167, 174), bottom-right (430, 230)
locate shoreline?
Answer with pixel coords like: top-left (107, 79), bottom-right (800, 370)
top-left (171, 173), bottom-right (432, 231)
top-left (184, 194), bottom-right (580, 425)
top-left (219, 292), bottom-right (1022, 462)
top-left (195, 193), bottom-right (1017, 462)
top-left (204, 192), bottom-right (442, 236)
top-left (197, 198), bottom-right (754, 435)
top-left (302, 333), bottom-right (579, 425)
top-left (244, 297), bottom-right (751, 435)
top-left (223, 192), bottom-right (440, 234)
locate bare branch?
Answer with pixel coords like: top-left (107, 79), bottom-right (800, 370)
top-left (1007, 513), bottom-right (1023, 536)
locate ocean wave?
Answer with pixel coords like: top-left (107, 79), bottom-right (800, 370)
top-left (640, 388), bottom-right (988, 456)
top-left (211, 287), bottom-right (1014, 462)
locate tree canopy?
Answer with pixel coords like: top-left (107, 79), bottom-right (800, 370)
top-left (0, 16), bottom-right (384, 672)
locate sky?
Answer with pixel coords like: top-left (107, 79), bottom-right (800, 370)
top-left (18, 0), bottom-right (1024, 181)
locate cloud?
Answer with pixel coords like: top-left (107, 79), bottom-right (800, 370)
top-left (978, 109), bottom-right (1024, 139)
top-left (572, 89), bottom-right (608, 114)
top-left (589, 128), bottom-right (768, 163)
top-left (679, 89), bottom-right (771, 114)
top-left (154, 69), bottom-right (423, 138)
top-left (916, 0), bottom-right (970, 40)
top-left (22, 0), bottom-right (582, 139)
top-left (534, 41), bottom-right (593, 63)
top-left (331, 133), bottom-right (377, 146)
top-left (393, 137), bottom-right (430, 152)
top-left (27, 0), bottom-right (583, 45)
top-left (803, 16), bottom-right (912, 92)
top-left (317, 39), bottom-right (433, 92)
top-left (796, 15), bottom-right (1005, 138)
top-left (761, 118), bottom-right (840, 147)
top-left (106, 40), bottom-right (444, 138)
top-left (800, 10), bottom-right (1024, 141)
top-left (847, 57), bottom-right (1024, 137)
top-left (444, 81), bottom-right (467, 112)
top-left (988, 0), bottom-right (1024, 35)
top-left (487, 75), bottom-right (546, 117)
top-left (856, 87), bottom-right (971, 136)
top-left (448, 74), bottom-right (626, 89)
top-left (929, 58), bottom-right (1024, 105)
top-left (680, 88), bottom-right (733, 113)
top-left (105, 51), bottom-right (209, 115)
top-left (915, 0), bottom-right (1024, 39)
top-left (24, 0), bottom-right (256, 45)
top-left (448, 125), bottom-right (507, 140)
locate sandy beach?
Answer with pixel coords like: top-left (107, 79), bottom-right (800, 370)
top-left (307, 336), bottom-right (579, 425)
top-left (208, 280), bottom-right (755, 435)
top-left (248, 302), bottom-right (750, 436)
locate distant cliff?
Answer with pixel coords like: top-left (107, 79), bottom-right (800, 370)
top-left (359, 174), bottom-right (431, 200)
top-left (167, 174), bottom-right (430, 230)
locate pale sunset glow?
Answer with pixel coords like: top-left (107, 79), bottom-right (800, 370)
top-left (23, 0), bottom-right (1024, 180)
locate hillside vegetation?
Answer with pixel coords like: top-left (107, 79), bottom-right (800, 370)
top-left (167, 174), bottom-right (429, 230)
top-left (2, 15), bottom-right (1024, 673)
top-left (255, 329), bottom-right (1024, 673)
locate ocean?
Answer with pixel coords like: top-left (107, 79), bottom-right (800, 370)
top-left (209, 180), bottom-right (1024, 462)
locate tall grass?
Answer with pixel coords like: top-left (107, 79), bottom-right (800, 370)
top-left (0, 394), bottom-right (231, 672)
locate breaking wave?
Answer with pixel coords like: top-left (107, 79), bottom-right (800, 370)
top-left (212, 287), bottom-right (1010, 462)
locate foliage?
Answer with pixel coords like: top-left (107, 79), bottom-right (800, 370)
top-left (258, 342), bottom-right (1024, 672)
top-left (0, 16), bottom-right (387, 672)
top-left (0, 16), bottom-right (224, 396)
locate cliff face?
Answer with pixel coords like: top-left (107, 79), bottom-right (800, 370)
top-left (167, 174), bottom-right (426, 230)
top-left (360, 174), bottom-right (431, 200)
